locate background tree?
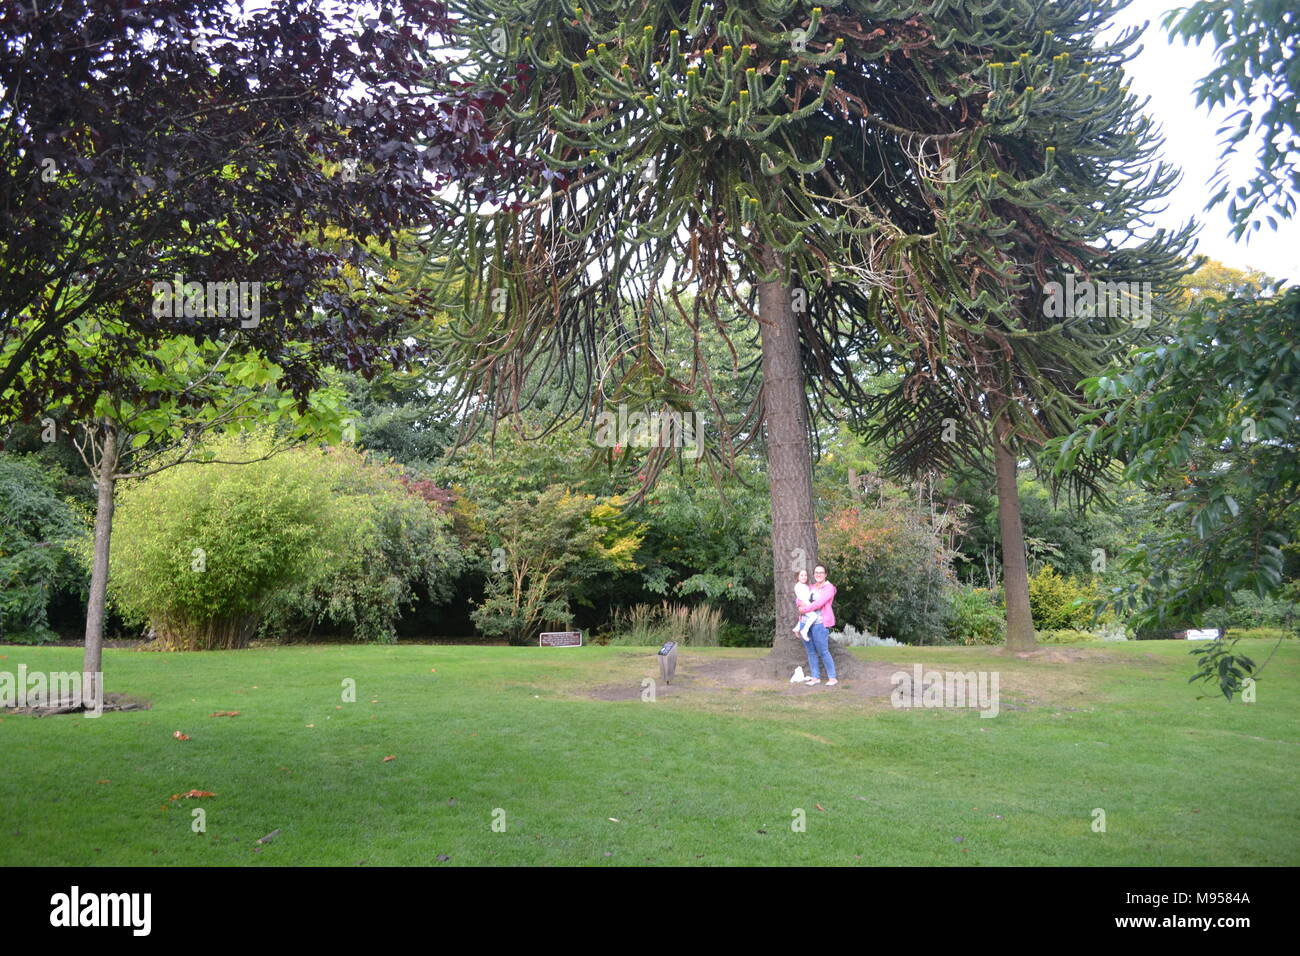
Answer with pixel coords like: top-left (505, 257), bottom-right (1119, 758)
top-left (2, 0), bottom-right (532, 704)
top-left (1054, 0), bottom-right (1299, 698)
top-left (44, 319), bottom-right (350, 700)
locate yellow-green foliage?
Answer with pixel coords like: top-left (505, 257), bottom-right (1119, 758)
top-left (470, 484), bottom-right (646, 645)
top-left (1027, 564), bottom-right (1099, 630)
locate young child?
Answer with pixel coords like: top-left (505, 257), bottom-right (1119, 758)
top-left (792, 571), bottom-right (819, 642)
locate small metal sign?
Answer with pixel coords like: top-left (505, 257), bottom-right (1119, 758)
top-left (539, 631), bottom-right (582, 647)
top-left (1177, 628), bottom-right (1222, 641)
top-left (658, 641), bottom-right (678, 684)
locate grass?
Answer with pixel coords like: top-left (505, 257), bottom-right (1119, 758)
top-left (1, 639), bottom-right (1296, 866)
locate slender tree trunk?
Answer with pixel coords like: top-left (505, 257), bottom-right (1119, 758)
top-left (83, 421), bottom-right (118, 704)
top-left (754, 246), bottom-right (859, 678)
top-left (993, 416), bottom-right (1036, 651)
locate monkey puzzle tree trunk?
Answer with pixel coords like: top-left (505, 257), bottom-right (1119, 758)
top-left (994, 415), bottom-right (1037, 652)
top-left (83, 420), bottom-right (118, 705)
top-left (754, 246), bottom-right (860, 679)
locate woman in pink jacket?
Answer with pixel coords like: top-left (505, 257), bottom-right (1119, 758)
top-left (796, 565), bottom-right (838, 686)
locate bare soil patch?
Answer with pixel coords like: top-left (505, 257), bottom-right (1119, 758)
top-left (586, 657), bottom-right (908, 701)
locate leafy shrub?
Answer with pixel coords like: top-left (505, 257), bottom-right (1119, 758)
top-left (0, 455), bottom-right (88, 643)
top-left (469, 486), bottom-right (643, 645)
top-left (945, 586), bottom-right (1006, 646)
top-left (1203, 589), bottom-right (1300, 635)
top-left (817, 503), bottom-right (955, 644)
top-left (261, 458), bottom-right (465, 644)
top-left (1027, 565), bottom-right (1099, 630)
top-left (109, 435), bottom-right (463, 649)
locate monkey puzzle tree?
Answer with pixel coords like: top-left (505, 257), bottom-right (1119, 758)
top-left (424, 0), bottom-right (1191, 667)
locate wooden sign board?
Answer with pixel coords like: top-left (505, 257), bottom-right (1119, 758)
top-left (539, 631), bottom-right (582, 647)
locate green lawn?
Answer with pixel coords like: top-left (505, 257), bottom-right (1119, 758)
top-left (1, 640), bottom-right (1296, 865)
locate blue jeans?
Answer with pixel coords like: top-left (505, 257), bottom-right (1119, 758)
top-left (804, 621), bottom-right (836, 680)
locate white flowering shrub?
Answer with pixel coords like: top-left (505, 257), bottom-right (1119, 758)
top-left (829, 624), bottom-right (902, 647)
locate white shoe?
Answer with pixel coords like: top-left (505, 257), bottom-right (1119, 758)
top-left (805, 678), bottom-right (821, 685)
top-left (826, 678), bottom-right (839, 686)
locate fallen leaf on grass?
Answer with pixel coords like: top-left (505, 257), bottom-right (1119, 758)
top-left (97, 779), bottom-right (110, 785)
top-left (608, 817), bottom-right (620, 823)
top-left (305, 724), bottom-right (315, 728)
top-left (173, 731), bottom-right (190, 741)
top-left (382, 755), bottom-right (396, 762)
top-left (815, 804), bottom-right (826, 812)
top-left (170, 790), bottom-right (216, 801)
top-left (209, 711), bottom-right (240, 717)
top-left (255, 828), bottom-right (280, 845)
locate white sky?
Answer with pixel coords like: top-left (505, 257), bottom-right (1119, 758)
top-left (1103, 0), bottom-right (1298, 281)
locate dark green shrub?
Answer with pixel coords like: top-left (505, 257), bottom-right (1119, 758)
top-left (0, 455), bottom-right (88, 643)
top-left (719, 621), bottom-right (765, 647)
